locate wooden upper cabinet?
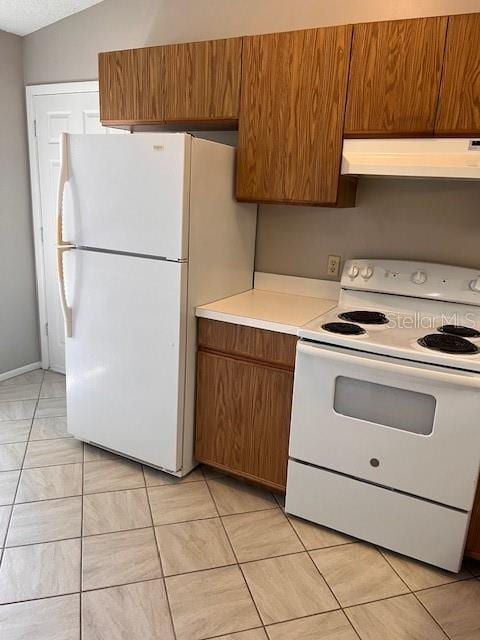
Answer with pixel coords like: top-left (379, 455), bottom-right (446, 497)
top-left (435, 13), bottom-right (480, 135)
top-left (99, 47), bottom-right (164, 123)
top-left (345, 17), bottom-right (448, 137)
top-left (236, 26), bottom-right (355, 206)
top-left (99, 38), bottom-right (242, 126)
top-left (162, 38), bottom-right (242, 124)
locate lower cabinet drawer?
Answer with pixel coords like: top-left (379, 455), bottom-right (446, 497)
top-left (198, 318), bottom-right (297, 369)
top-left (286, 460), bottom-right (469, 572)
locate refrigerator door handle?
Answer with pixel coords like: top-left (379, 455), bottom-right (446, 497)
top-left (56, 132), bottom-right (72, 247)
top-left (56, 132), bottom-right (74, 337)
top-left (56, 246), bottom-right (73, 337)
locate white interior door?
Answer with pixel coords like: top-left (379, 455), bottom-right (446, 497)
top-left (33, 89), bottom-right (122, 373)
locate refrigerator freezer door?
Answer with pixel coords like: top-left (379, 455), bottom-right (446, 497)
top-left (64, 249), bottom-right (187, 471)
top-left (62, 133), bottom-right (190, 259)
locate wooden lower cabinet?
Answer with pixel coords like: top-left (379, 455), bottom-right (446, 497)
top-left (195, 319), bottom-right (296, 491)
top-left (466, 480), bottom-right (480, 561)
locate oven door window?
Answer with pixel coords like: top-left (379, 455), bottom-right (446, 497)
top-left (333, 376), bottom-right (436, 435)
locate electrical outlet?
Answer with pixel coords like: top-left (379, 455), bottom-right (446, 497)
top-left (327, 255), bottom-right (341, 278)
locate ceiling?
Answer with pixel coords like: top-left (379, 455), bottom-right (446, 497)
top-left (0, 0), bottom-right (105, 36)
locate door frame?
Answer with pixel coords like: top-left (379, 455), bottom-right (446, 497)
top-left (26, 81), bottom-right (99, 369)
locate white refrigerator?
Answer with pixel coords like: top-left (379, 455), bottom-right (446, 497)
top-left (57, 132), bottom-right (256, 476)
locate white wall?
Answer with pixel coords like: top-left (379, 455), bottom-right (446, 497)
top-left (0, 30), bottom-right (39, 374)
top-left (23, 0), bottom-right (480, 85)
top-left (22, 0), bottom-right (480, 280)
top-left (256, 179), bottom-right (480, 279)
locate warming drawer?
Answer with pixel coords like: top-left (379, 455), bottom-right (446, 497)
top-left (286, 460), bottom-right (470, 572)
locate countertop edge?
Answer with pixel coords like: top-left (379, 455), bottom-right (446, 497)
top-left (195, 307), bottom-right (301, 336)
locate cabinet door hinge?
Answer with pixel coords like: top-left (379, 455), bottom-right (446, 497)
top-left (33, 119), bottom-right (37, 137)
top-left (45, 322), bottom-right (49, 336)
top-left (40, 226), bottom-right (44, 243)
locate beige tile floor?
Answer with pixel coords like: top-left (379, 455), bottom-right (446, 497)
top-left (0, 369), bottom-right (479, 639)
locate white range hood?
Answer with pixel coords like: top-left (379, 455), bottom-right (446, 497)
top-left (341, 138), bottom-right (480, 180)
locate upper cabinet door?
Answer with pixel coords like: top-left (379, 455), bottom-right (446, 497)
top-left (435, 13), bottom-right (480, 136)
top-left (162, 38), bottom-right (242, 124)
top-left (236, 26), bottom-right (354, 206)
top-left (99, 47), bottom-right (164, 124)
top-left (99, 39), bottom-right (241, 127)
top-left (345, 17), bottom-right (448, 137)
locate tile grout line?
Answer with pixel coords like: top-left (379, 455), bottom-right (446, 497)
top-left (303, 549), bottom-right (344, 613)
top-left (378, 544), bottom-right (477, 589)
top-left (0, 370), bottom-right (44, 570)
top-left (411, 591), bottom-right (453, 640)
top-left (79, 440), bottom-right (85, 640)
top-left (3, 534), bottom-right (316, 567)
top-left (13, 474), bottom-right (83, 505)
top-left (280, 504), bottom-right (345, 615)
top-left (0, 589), bottom-right (81, 607)
top-left (143, 465), bottom-right (178, 640)
top-left (282, 509), bottom-right (362, 639)
top-left (203, 625), bottom-right (268, 640)
top-left (1, 574), bottom-right (184, 607)
top-left (378, 546), bottom-right (453, 640)
top-left (0, 394), bottom-right (64, 408)
top-left (272, 506), bottom-right (363, 639)
top-left (204, 471), bottom-right (268, 635)
top-left (8, 475), bottom-right (196, 505)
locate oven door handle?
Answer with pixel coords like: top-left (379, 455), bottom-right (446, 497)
top-left (297, 341), bottom-right (480, 389)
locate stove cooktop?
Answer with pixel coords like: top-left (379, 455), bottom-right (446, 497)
top-left (299, 260), bottom-right (480, 372)
top-left (300, 304), bottom-right (480, 372)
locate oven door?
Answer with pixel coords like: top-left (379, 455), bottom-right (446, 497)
top-left (290, 341), bottom-right (480, 511)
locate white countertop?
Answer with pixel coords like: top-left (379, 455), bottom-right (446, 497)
top-left (196, 273), bottom-right (339, 335)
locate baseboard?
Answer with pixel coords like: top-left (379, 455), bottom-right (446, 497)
top-left (0, 362), bottom-right (42, 382)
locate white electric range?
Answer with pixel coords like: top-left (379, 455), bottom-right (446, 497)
top-left (286, 259), bottom-right (480, 572)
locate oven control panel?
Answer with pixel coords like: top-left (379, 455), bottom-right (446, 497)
top-left (342, 259), bottom-right (480, 305)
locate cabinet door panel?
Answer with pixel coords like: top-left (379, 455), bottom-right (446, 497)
top-left (99, 39), bottom-right (241, 126)
top-left (163, 38), bottom-right (242, 122)
top-left (99, 47), bottom-right (164, 123)
top-left (195, 351), bottom-right (293, 489)
top-left (466, 477), bottom-right (480, 560)
top-left (435, 13), bottom-right (480, 135)
top-left (236, 26), bottom-right (353, 205)
top-left (345, 17), bottom-right (447, 136)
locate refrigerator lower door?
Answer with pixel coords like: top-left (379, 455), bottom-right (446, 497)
top-left (64, 249), bottom-right (187, 471)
